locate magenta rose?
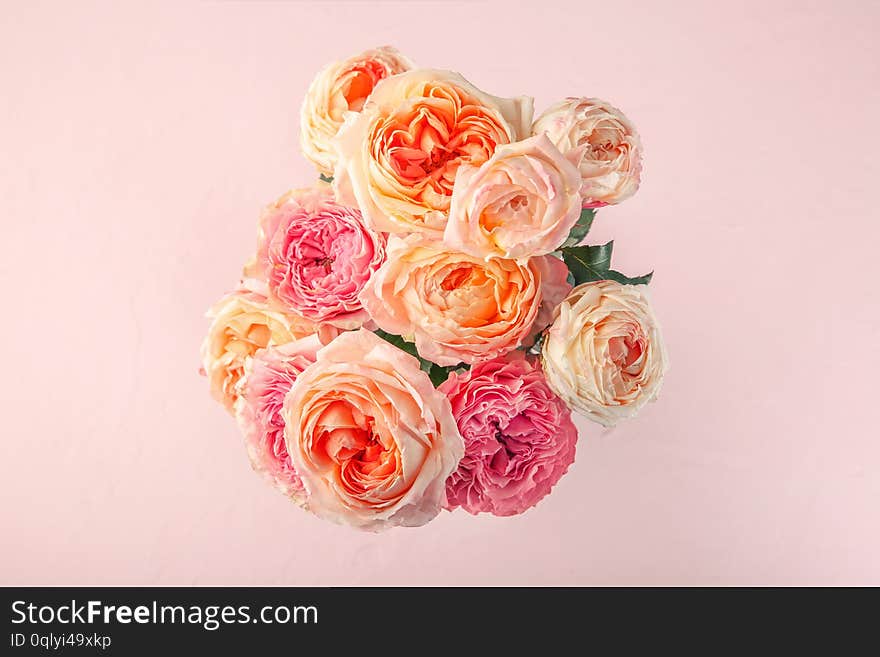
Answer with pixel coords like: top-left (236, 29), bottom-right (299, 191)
top-left (234, 334), bottom-right (325, 505)
top-left (440, 351), bottom-right (578, 516)
top-left (247, 187), bottom-right (386, 329)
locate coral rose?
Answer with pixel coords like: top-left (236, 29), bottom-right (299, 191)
top-left (246, 187), bottom-right (386, 329)
top-left (541, 281), bottom-right (668, 426)
top-left (359, 236), bottom-right (570, 366)
top-left (235, 334), bottom-right (324, 505)
top-left (300, 46), bottom-right (413, 176)
top-left (440, 352), bottom-right (578, 516)
top-left (333, 69), bottom-right (534, 237)
top-left (282, 329), bottom-right (463, 531)
top-left (200, 283), bottom-right (323, 413)
top-left (445, 134), bottom-right (582, 259)
top-left (532, 97), bottom-right (642, 208)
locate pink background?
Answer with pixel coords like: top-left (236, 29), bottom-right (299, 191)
top-left (2, 0), bottom-right (878, 586)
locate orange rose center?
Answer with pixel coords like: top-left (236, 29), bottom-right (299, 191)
top-left (373, 85), bottom-right (511, 212)
top-left (314, 399), bottom-right (399, 495)
top-left (508, 194), bottom-right (528, 211)
top-left (339, 60), bottom-right (387, 112)
top-left (440, 265), bottom-right (479, 291)
top-left (431, 262), bottom-right (510, 327)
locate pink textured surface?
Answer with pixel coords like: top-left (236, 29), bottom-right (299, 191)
top-left (1, 1), bottom-right (878, 585)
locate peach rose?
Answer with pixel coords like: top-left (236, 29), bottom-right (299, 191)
top-left (333, 69), bottom-right (534, 237)
top-left (283, 329), bottom-right (463, 530)
top-left (541, 281), bottom-right (668, 426)
top-left (359, 236), bottom-right (571, 366)
top-left (300, 46), bottom-right (413, 176)
top-left (532, 97), bottom-right (642, 207)
top-left (200, 283), bottom-right (324, 413)
top-left (445, 134), bottom-right (582, 259)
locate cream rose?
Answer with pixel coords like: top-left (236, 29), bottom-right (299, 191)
top-left (333, 69), bottom-right (534, 237)
top-left (283, 329), bottom-right (463, 530)
top-left (532, 97), bottom-right (642, 207)
top-left (300, 46), bottom-right (413, 176)
top-left (200, 283), bottom-right (324, 413)
top-left (541, 280), bottom-right (668, 426)
top-left (359, 235), bottom-right (570, 366)
top-left (445, 134), bottom-right (582, 259)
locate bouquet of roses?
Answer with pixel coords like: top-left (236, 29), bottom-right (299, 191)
top-left (201, 47), bottom-right (668, 531)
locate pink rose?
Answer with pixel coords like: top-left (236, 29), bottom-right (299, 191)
top-left (445, 134), bottom-right (582, 259)
top-left (358, 235), bottom-right (571, 366)
top-left (247, 187), bottom-right (386, 329)
top-left (282, 329), bottom-right (464, 531)
top-left (234, 334), bottom-right (324, 505)
top-left (532, 97), bottom-right (642, 207)
top-left (440, 352), bottom-right (578, 516)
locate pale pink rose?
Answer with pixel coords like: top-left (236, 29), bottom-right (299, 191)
top-left (532, 97), bottom-right (642, 207)
top-left (333, 69), bottom-right (534, 238)
top-left (445, 134), bottom-right (582, 259)
top-left (200, 283), bottom-right (325, 413)
top-left (541, 281), bottom-right (668, 426)
top-left (440, 352), bottom-right (578, 516)
top-left (246, 187), bottom-right (386, 329)
top-left (300, 46), bottom-right (413, 176)
top-left (359, 236), bottom-right (571, 366)
top-left (282, 329), bottom-right (463, 531)
top-left (234, 334), bottom-right (325, 505)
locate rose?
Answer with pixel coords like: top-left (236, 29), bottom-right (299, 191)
top-left (234, 335), bottom-right (324, 504)
top-left (445, 134), bottom-right (582, 259)
top-left (300, 46), bottom-right (413, 176)
top-left (245, 187), bottom-right (386, 329)
top-left (440, 352), bottom-right (578, 516)
top-left (359, 236), bottom-right (571, 366)
top-left (333, 69), bottom-right (534, 237)
top-left (532, 97), bottom-right (642, 207)
top-left (282, 329), bottom-right (463, 530)
top-left (200, 283), bottom-right (325, 413)
top-left (541, 280), bottom-right (668, 426)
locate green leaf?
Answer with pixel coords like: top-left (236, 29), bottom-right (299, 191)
top-left (605, 269), bottom-right (654, 286)
top-left (373, 329), bottom-right (458, 388)
top-left (561, 208), bottom-right (596, 247)
top-left (560, 241), bottom-right (614, 284)
top-left (374, 328), bottom-right (420, 359)
top-left (527, 332), bottom-right (546, 356)
top-left (428, 364), bottom-right (453, 388)
top-left (319, 173), bottom-right (334, 184)
top-left (560, 241), bottom-right (653, 286)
